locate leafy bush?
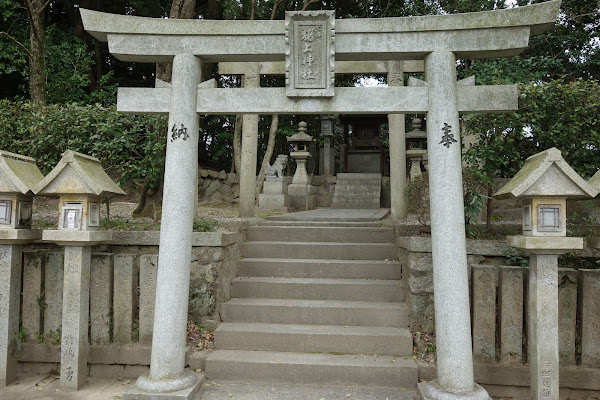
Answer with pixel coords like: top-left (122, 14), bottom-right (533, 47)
top-left (0, 100), bottom-right (168, 191)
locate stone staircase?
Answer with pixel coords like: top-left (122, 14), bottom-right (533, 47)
top-left (205, 222), bottom-right (418, 390)
top-left (332, 173), bottom-right (382, 209)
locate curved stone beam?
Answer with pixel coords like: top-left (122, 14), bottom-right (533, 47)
top-left (81, 1), bottom-right (560, 62)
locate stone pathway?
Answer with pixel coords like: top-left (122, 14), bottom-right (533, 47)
top-left (1, 374), bottom-right (135, 399)
top-left (198, 380), bottom-right (418, 399)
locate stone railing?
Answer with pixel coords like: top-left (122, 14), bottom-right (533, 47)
top-left (399, 235), bottom-right (600, 397)
top-left (16, 231), bottom-right (242, 377)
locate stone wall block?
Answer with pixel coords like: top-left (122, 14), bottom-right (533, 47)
top-left (472, 265), bottom-right (498, 362)
top-left (558, 268), bottom-right (577, 364)
top-left (194, 248), bottom-right (223, 263)
top-left (22, 252), bottom-right (44, 342)
top-left (499, 266), bottom-right (523, 363)
top-left (408, 273), bottom-right (433, 295)
top-left (113, 254), bottom-right (137, 344)
top-left (408, 252), bottom-right (433, 273)
top-left (43, 252), bottom-right (64, 339)
top-left (90, 253), bottom-right (113, 345)
top-left (139, 254), bottom-right (158, 344)
top-left (60, 246), bottom-right (91, 390)
top-left (579, 269), bottom-right (600, 367)
top-left (0, 245), bottom-right (23, 386)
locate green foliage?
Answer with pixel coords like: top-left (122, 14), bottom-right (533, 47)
top-left (464, 79), bottom-right (600, 180)
top-left (462, 167), bottom-right (489, 237)
top-left (505, 253), bottom-right (529, 268)
top-left (193, 218), bottom-right (219, 232)
top-left (567, 200), bottom-right (600, 238)
top-left (0, 100), bottom-right (167, 190)
top-left (18, 326), bottom-right (25, 342)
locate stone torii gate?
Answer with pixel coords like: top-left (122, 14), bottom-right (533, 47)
top-left (217, 60), bottom-right (426, 219)
top-left (81, 2), bottom-right (560, 399)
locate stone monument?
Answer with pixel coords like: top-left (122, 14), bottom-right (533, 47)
top-left (495, 147), bottom-right (598, 399)
top-left (34, 150), bottom-right (125, 391)
top-left (0, 151), bottom-right (44, 386)
top-left (80, 2), bottom-right (561, 398)
top-left (258, 154), bottom-right (290, 213)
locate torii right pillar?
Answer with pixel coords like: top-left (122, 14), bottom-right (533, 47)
top-left (418, 52), bottom-right (490, 399)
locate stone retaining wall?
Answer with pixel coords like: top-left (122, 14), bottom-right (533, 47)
top-left (15, 231), bottom-right (242, 376)
top-left (399, 235), bottom-right (600, 394)
top-left (198, 168), bottom-right (240, 203)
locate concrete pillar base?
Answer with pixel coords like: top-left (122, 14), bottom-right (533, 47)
top-left (418, 380), bottom-right (491, 400)
top-left (125, 370), bottom-right (204, 399)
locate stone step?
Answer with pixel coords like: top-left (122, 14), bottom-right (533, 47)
top-left (332, 173), bottom-right (382, 209)
top-left (222, 298), bottom-right (408, 327)
top-left (231, 277), bottom-right (404, 302)
top-left (198, 381), bottom-right (419, 400)
top-left (241, 241), bottom-right (397, 260)
top-left (330, 202), bottom-right (381, 209)
top-left (205, 350), bottom-right (418, 388)
top-left (237, 258), bottom-right (401, 280)
top-left (214, 323), bottom-right (413, 356)
top-left (260, 220), bottom-right (385, 226)
top-left (246, 226), bottom-right (395, 243)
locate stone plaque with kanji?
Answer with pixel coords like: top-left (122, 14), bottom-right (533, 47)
top-left (285, 11), bottom-right (335, 97)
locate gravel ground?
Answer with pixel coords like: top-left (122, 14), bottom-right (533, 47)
top-left (31, 197), bottom-right (243, 232)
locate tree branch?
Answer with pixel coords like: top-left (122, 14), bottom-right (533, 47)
top-left (38, 0), bottom-right (52, 15)
top-left (301, 0), bottom-right (319, 11)
top-left (0, 31), bottom-right (32, 57)
top-left (271, 0), bottom-right (285, 20)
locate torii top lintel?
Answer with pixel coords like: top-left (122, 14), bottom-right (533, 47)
top-left (80, 1), bottom-right (560, 64)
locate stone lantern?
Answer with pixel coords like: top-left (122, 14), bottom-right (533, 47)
top-left (33, 150), bottom-right (125, 391)
top-left (287, 121), bottom-right (316, 209)
top-left (405, 117), bottom-right (428, 180)
top-left (494, 147), bottom-right (598, 400)
top-left (0, 150), bottom-right (44, 387)
top-left (319, 115), bottom-right (335, 176)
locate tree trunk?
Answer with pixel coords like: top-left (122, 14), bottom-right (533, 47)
top-left (26, 0), bottom-right (47, 106)
top-left (255, 114), bottom-right (279, 199)
top-left (156, 0), bottom-right (197, 83)
top-left (133, 184), bottom-right (150, 215)
top-left (250, 0), bottom-right (257, 20)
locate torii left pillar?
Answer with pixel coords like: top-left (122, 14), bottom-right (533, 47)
top-left (125, 54), bottom-right (204, 399)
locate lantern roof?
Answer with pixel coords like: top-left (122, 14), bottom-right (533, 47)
top-left (34, 150), bottom-right (126, 198)
top-left (0, 150), bottom-right (44, 195)
top-left (494, 147), bottom-right (598, 200)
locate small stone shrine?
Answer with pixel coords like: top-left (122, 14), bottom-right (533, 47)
top-left (494, 147), bottom-right (598, 400)
top-left (0, 151), bottom-right (44, 386)
top-left (288, 122), bottom-right (316, 210)
top-left (34, 150), bottom-right (125, 391)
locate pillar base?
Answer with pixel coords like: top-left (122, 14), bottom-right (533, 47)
top-left (418, 380), bottom-right (491, 400)
top-left (124, 370), bottom-right (204, 400)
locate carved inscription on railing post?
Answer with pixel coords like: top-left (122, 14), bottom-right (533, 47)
top-left (285, 11), bottom-right (335, 97)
